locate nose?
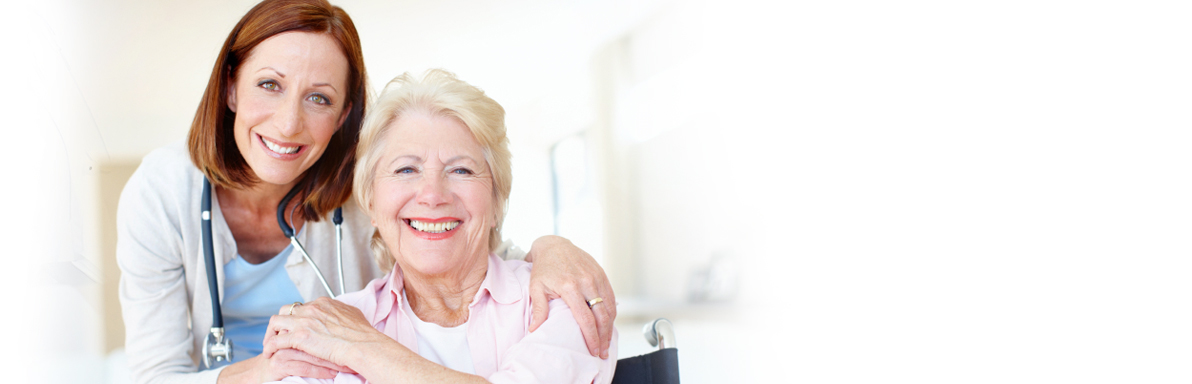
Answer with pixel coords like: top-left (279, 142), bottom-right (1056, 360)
top-left (273, 95), bottom-right (304, 137)
top-left (416, 173), bottom-right (450, 208)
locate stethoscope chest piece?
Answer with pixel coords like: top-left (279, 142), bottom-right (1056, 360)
top-left (202, 326), bottom-right (233, 369)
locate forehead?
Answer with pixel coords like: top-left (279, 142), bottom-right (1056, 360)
top-left (240, 31), bottom-right (349, 81)
top-left (384, 112), bottom-right (484, 158)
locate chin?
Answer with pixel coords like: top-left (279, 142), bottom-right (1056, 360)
top-left (249, 161), bottom-right (305, 185)
top-left (256, 173), bottom-right (303, 186)
top-left (401, 248), bottom-right (470, 273)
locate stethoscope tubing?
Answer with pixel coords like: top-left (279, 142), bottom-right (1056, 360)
top-left (276, 184), bottom-right (340, 298)
top-left (201, 178), bottom-right (230, 368)
top-left (201, 179), bottom-right (224, 328)
top-left (201, 178), bottom-right (344, 368)
top-left (334, 208), bottom-right (346, 295)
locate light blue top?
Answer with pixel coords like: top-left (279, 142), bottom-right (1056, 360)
top-left (221, 242), bottom-right (304, 363)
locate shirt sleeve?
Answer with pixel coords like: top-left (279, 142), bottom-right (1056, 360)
top-left (117, 161), bottom-right (220, 384)
top-left (487, 299), bottom-right (618, 384)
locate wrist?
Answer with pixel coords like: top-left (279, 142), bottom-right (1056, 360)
top-left (214, 356), bottom-right (258, 384)
top-left (349, 335), bottom-right (413, 380)
top-left (529, 235), bottom-right (570, 260)
top-left (250, 354), bottom-right (270, 384)
top-left (343, 333), bottom-right (391, 370)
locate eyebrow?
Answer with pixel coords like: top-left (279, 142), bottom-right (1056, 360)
top-left (313, 82), bottom-right (339, 93)
top-left (260, 67), bottom-right (286, 78)
top-left (386, 155), bottom-right (421, 169)
top-left (444, 155), bottom-right (479, 165)
top-left (384, 155), bottom-right (480, 168)
top-left (258, 67), bottom-right (340, 93)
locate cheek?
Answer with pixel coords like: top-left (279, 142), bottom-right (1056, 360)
top-left (461, 184), bottom-right (496, 221)
top-left (373, 183), bottom-right (414, 224)
top-left (235, 93), bottom-right (273, 121)
top-left (309, 111), bottom-right (343, 145)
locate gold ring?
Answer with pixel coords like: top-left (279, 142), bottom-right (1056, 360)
top-left (288, 302), bottom-right (302, 316)
top-left (586, 297), bottom-right (604, 308)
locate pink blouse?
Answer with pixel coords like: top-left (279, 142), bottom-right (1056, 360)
top-left (275, 253), bottom-right (617, 384)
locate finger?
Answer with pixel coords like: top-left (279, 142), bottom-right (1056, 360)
top-left (306, 353), bottom-right (356, 374)
top-left (278, 301), bottom-right (304, 316)
top-left (561, 290), bottom-right (601, 357)
top-left (262, 332), bottom-right (278, 359)
top-left (592, 296), bottom-right (613, 359)
top-left (266, 327), bottom-right (302, 353)
top-left (528, 283), bottom-right (550, 332)
top-left (576, 273), bottom-right (614, 358)
top-left (266, 315), bottom-right (298, 340)
top-left (276, 349), bottom-right (353, 373)
top-left (277, 359), bottom-right (337, 380)
top-left (269, 349), bottom-right (335, 379)
top-left (597, 281), bottom-right (617, 358)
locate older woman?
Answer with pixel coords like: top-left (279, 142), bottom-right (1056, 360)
top-left (117, 1), bottom-right (615, 384)
top-left (263, 69), bottom-right (617, 384)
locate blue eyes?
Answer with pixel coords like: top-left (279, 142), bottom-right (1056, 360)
top-left (394, 167), bottom-right (474, 175)
top-left (256, 80), bottom-right (332, 106)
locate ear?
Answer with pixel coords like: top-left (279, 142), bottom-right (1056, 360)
top-left (336, 102), bottom-right (352, 130)
top-left (226, 76), bottom-right (238, 113)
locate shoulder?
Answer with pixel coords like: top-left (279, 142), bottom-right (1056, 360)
top-left (337, 200), bottom-right (374, 232)
top-left (491, 255), bottom-right (532, 285)
top-left (501, 258), bottom-right (532, 285)
top-left (135, 140), bottom-right (197, 179)
top-left (335, 271), bottom-right (394, 323)
top-left (483, 255), bottom-right (533, 304)
top-left (335, 276), bottom-right (382, 307)
top-left (118, 141), bottom-right (201, 221)
top-left (122, 141), bottom-right (201, 202)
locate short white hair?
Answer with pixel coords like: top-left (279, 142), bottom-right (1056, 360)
top-left (353, 69), bottom-right (511, 272)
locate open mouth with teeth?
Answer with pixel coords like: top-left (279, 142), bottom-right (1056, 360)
top-left (260, 135), bottom-right (302, 155)
top-left (406, 219), bottom-right (462, 234)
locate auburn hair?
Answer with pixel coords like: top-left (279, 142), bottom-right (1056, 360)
top-left (187, 0), bottom-right (367, 221)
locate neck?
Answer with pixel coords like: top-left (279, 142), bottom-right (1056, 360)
top-left (222, 179), bottom-right (299, 212)
top-left (401, 256), bottom-right (489, 327)
top-left (215, 179), bottom-right (306, 232)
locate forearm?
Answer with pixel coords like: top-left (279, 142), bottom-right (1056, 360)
top-left (215, 356), bottom-right (265, 384)
top-left (346, 337), bottom-right (487, 384)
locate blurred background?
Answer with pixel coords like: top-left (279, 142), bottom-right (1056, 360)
top-left (4, 0), bottom-right (1192, 383)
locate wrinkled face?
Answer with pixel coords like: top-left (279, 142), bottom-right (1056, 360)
top-left (370, 111), bottom-right (495, 277)
top-left (227, 31), bottom-right (350, 187)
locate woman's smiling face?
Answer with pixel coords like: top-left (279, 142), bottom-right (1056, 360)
top-left (227, 31), bottom-right (350, 187)
top-left (370, 111), bottom-right (496, 277)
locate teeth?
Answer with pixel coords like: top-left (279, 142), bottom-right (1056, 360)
top-left (262, 136), bottom-right (300, 154)
top-left (409, 219), bottom-right (461, 233)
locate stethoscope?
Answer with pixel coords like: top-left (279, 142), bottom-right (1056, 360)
top-left (200, 178), bottom-right (345, 369)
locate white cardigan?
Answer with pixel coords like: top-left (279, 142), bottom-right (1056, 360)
top-left (116, 142), bottom-right (527, 384)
